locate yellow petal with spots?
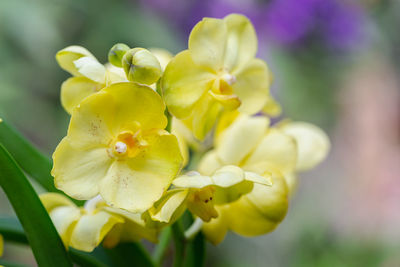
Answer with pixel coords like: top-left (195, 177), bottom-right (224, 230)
top-left (67, 91), bottom-right (116, 148)
top-left (56, 46), bottom-right (95, 77)
top-left (188, 18), bottom-right (227, 70)
top-left (61, 77), bottom-right (103, 114)
top-left (223, 14), bottom-right (257, 72)
top-left (232, 59), bottom-right (271, 115)
top-left (162, 51), bottom-right (215, 119)
top-left (101, 82), bottom-right (167, 132)
top-left (52, 138), bottom-right (112, 200)
top-left (69, 211), bottom-right (123, 252)
top-left (67, 82), bottom-right (167, 148)
top-left (100, 133), bottom-right (182, 212)
top-left (280, 122), bottom-right (330, 172)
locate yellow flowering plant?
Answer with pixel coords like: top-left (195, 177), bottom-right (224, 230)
top-left (0, 13), bottom-right (329, 267)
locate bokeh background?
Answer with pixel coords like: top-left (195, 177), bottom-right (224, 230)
top-left (1, 0), bottom-right (400, 266)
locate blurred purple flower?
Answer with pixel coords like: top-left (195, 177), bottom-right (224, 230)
top-left (317, 0), bottom-right (364, 49)
top-left (140, 0), bottom-right (365, 50)
top-left (263, 0), bottom-right (365, 49)
top-left (263, 0), bottom-right (317, 45)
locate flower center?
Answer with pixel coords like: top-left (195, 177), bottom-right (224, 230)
top-left (109, 130), bottom-right (148, 159)
top-left (114, 141), bottom-right (128, 154)
top-left (187, 187), bottom-right (218, 222)
top-left (208, 70), bottom-right (241, 110)
top-left (220, 73), bottom-right (236, 86)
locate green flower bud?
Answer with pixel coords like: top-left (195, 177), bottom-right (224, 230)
top-left (108, 43), bottom-right (130, 67)
top-left (122, 48), bottom-right (162, 85)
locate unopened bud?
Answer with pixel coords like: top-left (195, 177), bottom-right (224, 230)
top-left (122, 48), bottom-right (162, 85)
top-left (108, 43), bottom-right (130, 67)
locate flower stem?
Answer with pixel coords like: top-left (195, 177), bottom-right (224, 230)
top-left (153, 227), bottom-right (172, 266)
top-left (171, 221), bottom-right (186, 267)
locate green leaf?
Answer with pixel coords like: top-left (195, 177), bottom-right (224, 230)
top-left (0, 120), bottom-right (83, 205)
top-left (0, 145), bottom-right (72, 267)
top-left (0, 120), bottom-right (56, 192)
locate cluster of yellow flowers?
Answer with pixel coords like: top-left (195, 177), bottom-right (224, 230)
top-left (44, 14), bottom-right (329, 252)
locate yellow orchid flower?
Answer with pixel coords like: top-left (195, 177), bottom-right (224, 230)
top-left (56, 46), bottom-right (127, 114)
top-left (148, 165), bottom-right (271, 224)
top-left (201, 171), bottom-right (289, 245)
top-left (197, 113), bottom-right (329, 244)
top-left (41, 193), bottom-right (160, 252)
top-left (52, 82), bottom-right (183, 212)
top-left (162, 14), bottom-right (272, 140)
top-left (40, 193), bottom-right (123, 252)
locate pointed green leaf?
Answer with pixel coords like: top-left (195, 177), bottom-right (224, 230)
top-left (0, 145), bottom-right (72, 267)
top-left (0, 120), bottom-right (83, 205)
top-left (0, 120), bottom-right (56, 192)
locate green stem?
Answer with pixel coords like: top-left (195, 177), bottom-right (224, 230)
top-left (184, 232), bottom-right (206, 267)
top-left (171, 221), bottom-right (186, 267)
top-left (153, 227), bottom-right (172, 266)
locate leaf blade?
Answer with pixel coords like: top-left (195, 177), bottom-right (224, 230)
top-left (0, 145), bottom-right (72, 267)
top-left (0, 120), bottom-right (56, 192)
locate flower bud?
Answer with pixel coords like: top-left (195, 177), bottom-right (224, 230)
top-left (108, 43), bottom-right (130, 67)
top-left (122, 48), bottom-right (162, 85)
